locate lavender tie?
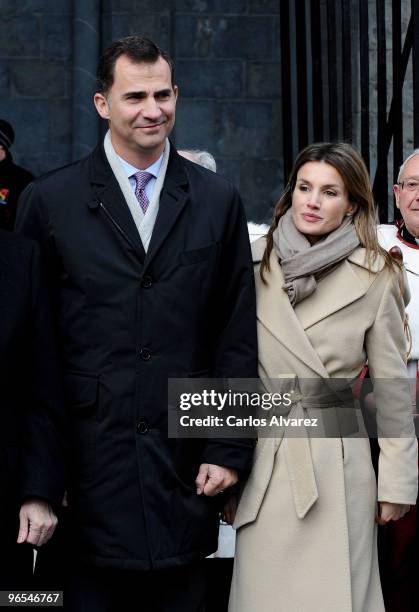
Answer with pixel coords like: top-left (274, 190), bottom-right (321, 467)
top-left (133, 171), bottom-right (153, 214)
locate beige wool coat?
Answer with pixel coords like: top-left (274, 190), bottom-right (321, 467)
top-left (229, 238), bottom-right (418, 612)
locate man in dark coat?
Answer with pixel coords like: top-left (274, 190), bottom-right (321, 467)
top-left (16, 36), bottom-right (257, 610)
top-left (0, 230), bottom-right (65, 589)
top-left (0, 120), bottom-right (34, 231)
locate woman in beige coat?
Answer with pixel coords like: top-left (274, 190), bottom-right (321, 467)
top-left (229, 143), bottom-right (418, 612)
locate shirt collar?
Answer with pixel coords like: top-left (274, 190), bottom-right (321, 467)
top-left (398, 220), bottom-right (419, 245)
top-left (116, 152), bottom-right (163, 179)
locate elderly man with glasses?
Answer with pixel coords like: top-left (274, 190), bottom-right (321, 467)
top-left (377, 150), bottom-right (419, 612)
top-left (379, 150), bottom-right (419, 383)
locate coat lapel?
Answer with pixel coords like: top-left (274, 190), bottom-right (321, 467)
top-left (89, 143), bottom-right (146, 261)
top-left (252, 239), bottom-right (329, 378)
top-left (252, 240), bottom-right (377, 377)
top-left (143, 149), bottom-right (189, 270)
top-left (295, 257), bottom-right (369, 330)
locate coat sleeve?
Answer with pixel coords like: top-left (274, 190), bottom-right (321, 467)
top-left (365, 268), bottom-right (418, 504)
top-left (20, 241), bottom-right (66, 508)
top-left (200, 186), bottom-right (258, 474)
top-left (16, 181), bottom-right (63, 327)
top-left (16, 182), bottom-right (56, 266)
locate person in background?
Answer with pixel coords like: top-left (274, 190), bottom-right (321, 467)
top-left (229, 142), bottom-right (417, 612)
top-left (0, 119), bottom-right (34, 231)
top-left (377, 149), bottom-right (419, 612)
top-left (1, 230), bottom-right (64, 589)
top-left (178, 149), bottom-right (217, 172)
top-left (17, 36), bottom-right (256, 612)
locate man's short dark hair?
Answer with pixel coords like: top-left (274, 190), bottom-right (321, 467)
top-left (96, 36), bottom-right (175, 93)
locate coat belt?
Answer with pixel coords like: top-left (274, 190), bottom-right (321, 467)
top-left (279, 389), bottom-right (357, 519)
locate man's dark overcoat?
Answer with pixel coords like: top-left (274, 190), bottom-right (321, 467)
top-left (0, 230), bottom-right (64, 583)
top-left (16, 143), bottom-right (257, 570)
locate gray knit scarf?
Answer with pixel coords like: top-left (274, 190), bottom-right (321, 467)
top-left (272, 208), bottom-right (360, 306)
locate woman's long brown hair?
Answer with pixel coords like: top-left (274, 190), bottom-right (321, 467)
top-left (260, 142), bottom-right (395, 282)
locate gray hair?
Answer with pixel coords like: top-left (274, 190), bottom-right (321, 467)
top-left (178, 149), bottom-right (217, 172)
top-left (397, 149), bottom-right (419, 182)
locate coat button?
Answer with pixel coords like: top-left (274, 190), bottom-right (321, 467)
top-left (139, 348), bottom-right (151, 361)
top-left (137, 418), bottom-right (149, 434)
top-left (141, 275), bottom-right (153, 288)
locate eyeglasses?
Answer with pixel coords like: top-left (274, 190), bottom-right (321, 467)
top-left (398, 179), bottom-right (419, 192)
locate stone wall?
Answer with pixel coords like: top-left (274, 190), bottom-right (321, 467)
top-left (0, 0), bottom-right (72, 175)
top-left (0, 0), bottom-right (281, 221)
top-left (3, 1), bottom-right (412, 221)
top-left (172, 0), bottom-right (282, 221)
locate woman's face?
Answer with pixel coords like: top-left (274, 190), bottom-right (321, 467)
top-left (291, 161), bottom-right (356, 244)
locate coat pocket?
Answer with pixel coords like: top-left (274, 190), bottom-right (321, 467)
top-left (64, 371), bottom-right (99, 413)
top-left (187, 369), bottom-right (211, 378)
top-left (179, 242), bottom-right (219, 266)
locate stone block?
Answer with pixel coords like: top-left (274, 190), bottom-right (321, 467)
top-left (217, 102), bottom-right (276, 157)
top-left (19, 152), bottom-right (69, 177)
top-left (106, 0), bottom-right (170, 12)
top-left (42, 14), bottom-right (72, 59)
top-left (0, 15), bottom-right (40, 57)
top-left (175, 15), bottom-right (215, 58)
top-left (0, 99), bottom-right (49, 156)
top-left (175, 15), bottom-right (273, 59)
top-left (210, 15), bottom-right (274, 59)
top-left (239, 157), bottom-right (283, 222)
top-left (10, 60), bottom-right (67, 98)
top-left (175, 0), bottom-right (247, 13)
top-left (109, 14), bottom-right (170, 49)
top-left (175, 99), bottom-right (217, 152)
top-left (176, 60), bottom-right (243, 98)
top-left (0, 0), bottom-right (19, 17)
top-left (249, 0), bottom-right (280, 13)
top-left (247, 62), bottom-right (281, 98)
top-left (23, 0), bottom-right (70, 13)
top-left (0, 63), bottom-right (10, 97)
top-left (216, 158), bottom-right (241, 189)
top-left (1, 0), bottom-right (69, 16)
top-left (48, 100), bottom-right (72, 158)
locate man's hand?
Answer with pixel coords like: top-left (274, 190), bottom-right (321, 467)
top-left (195, 463), bottom-right (238, 496)
top-left (376, 501), bottom-right (410, 525)
top-left (17, 499), bottom-right (58, 546)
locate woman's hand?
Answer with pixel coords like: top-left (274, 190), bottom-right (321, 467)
top-left (376, 501), bottom-right (410, 525)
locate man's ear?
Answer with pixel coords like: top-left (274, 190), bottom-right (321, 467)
top-left (173, 85), bottom-right (179, 101)
top-left (94, 93), bottom-right (110, 120)
top-left (393, 184), bottom-right (401, 210)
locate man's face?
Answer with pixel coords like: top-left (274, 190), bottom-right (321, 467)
top-left (94, 55), bottom-right (178, 165)
top-left (394, 155), bottom-right (419, 237)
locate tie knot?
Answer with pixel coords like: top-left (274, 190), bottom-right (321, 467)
top-left (133, 171), bottom-right (153, 190)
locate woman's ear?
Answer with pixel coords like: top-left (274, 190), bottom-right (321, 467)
top-left (347, 202), bottom-right (359, 216)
